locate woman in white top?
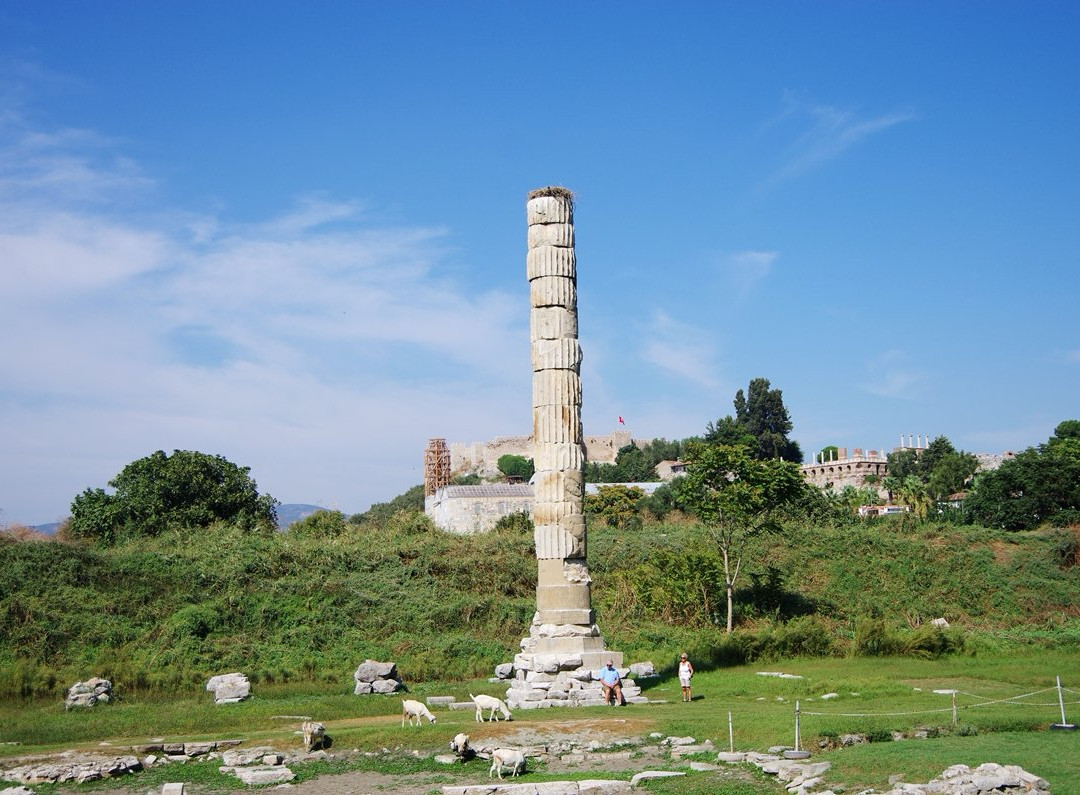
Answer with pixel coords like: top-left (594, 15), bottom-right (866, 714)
top-left (678, 653), bottom-right (694, 702)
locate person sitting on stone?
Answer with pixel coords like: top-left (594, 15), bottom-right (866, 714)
top-left (600, 660), bottom-right (623, 706)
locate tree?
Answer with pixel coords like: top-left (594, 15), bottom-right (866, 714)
top-left (886, 436), bottom-right (978, 505)
top-left (69, 450), bottom-right (278, 542)
top-left (584, 485), bottom-right (647, 529)
top-left (966, 422), bottom-right (1080, 530)
top-left (676, 441), bottom-right (807, 632)
top-left (706, 378), bottom-right (803, 462)
top-left (816, 445), bottom-right (839, 464)
top-left (497, 454), bottom-right (535, 481)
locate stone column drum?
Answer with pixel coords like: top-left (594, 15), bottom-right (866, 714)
top-left (507, 187), bottom-right (625, 709)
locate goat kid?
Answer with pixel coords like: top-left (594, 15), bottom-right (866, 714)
top-left (469, 693), bottom-right (513, 722)
top-left (301, 720), bottom-right (325, 751)
top-left (401, 698), bottom-right (437, 727)
top-left (488, 747), bottom-right (526, 779)
top-left (449, 732), bottom-right (471, 760)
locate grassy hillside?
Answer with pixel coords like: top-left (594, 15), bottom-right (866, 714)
top-left (1, 511), bottom-right (1078, 701)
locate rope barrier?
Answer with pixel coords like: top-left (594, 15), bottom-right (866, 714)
top-left (800, 684), bottom-right (1077, 719)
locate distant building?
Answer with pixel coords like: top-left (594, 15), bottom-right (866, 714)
top-left (425, 483), bottom-right (533, 535)
top-left (858, 504), bottom-right (909, 517)
top-left (801, 446), bottom-right (890, 494)
top-left (654, 460), bottom-right (687, 480)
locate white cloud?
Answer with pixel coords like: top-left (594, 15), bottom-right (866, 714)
top-left (639, 311), bottom-right (721, 388)
top-left (762, 92), bottom-right (917, 187)
top-left (723, 249), bottom-right (778, 298)
top-left (858, 349), bottom-right (926, 400)
top-left (0, 117), bottom-right (530, 524)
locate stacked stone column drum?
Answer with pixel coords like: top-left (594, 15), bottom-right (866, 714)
top-left (507, 187), bottom-right (630, 710)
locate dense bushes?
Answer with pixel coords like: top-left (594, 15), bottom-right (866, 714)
top-left (2, 508), bottom-right (1079, 700)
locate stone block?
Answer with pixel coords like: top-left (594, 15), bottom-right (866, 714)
top-left (533, 407), bottom-right (582, 446)
top-left (531, 338), bottom-right (582, 373)
top-left (182, 742), bottom-right (215, 757)
top-left (528, 222), bottom-right (574, 248)
top-left (531, 308), bottom-right (579, 343)
top-left (371, 678), bottom-right (402, 694)
top-left (532, 470), bottom-right (584, 503)
top-left (227, 766), bottom-right (295, 785)
top-left (353, 660), bottom-right (397, 683)
top-left (353, 681), bottom-right (373, 695)
top-left (630, 772), bottom-right (685, 786)
top-left (534, 527), bottom-right (583, 560)
top-left (527, 195), bottom-right (573, 225)
top-left (578, 780), bottom-right (632, 794)
top-left (533, 442), bottom-right (585, 471)
top-left (530, 276), bottom-right (577, 310)
top-left (205, 673), bottom-right (250, 704)
top-left (527, 246), bottom-right (576, 280)
top-left (533, 501), bottom-right (581, 524)
top-left (161, 784), bottom-right (185, 795)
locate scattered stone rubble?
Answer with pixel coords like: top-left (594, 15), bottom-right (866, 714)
top-left (0, 729), bottom-right (1053, 795)
top-left (64, 677), bottom-right (112, 710)
top-left (353, 659), bottom-right (404, 694)
top-left (867, 763), bottom-right (1050, 795)
top-left (503, 659), bottom-right (657, 709)
top-left (0, 753), bottom-right (143, 785)
top-left (714, 750), bottom-right (1051, 795)
top-left (205, 672), bottom-right (250, 704)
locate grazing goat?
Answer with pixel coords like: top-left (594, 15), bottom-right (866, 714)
top-left (449, 732), bottom-right (472, 761)
top-left (470, 693), bottom-right (513, 722)
top-left (301, 720), bottom-right (325, 751)
top-left (401, 698), bottom-right (437, 727)
top-left (488, 748), bottom-right (526, 779)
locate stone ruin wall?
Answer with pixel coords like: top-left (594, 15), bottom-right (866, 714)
top-left (449, 429), bottom-right (634, 478)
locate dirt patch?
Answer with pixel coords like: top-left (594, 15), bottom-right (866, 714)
top-left (990, 540), bottom-right (1017, 565)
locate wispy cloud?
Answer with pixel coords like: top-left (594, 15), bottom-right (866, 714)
top-left (761, 92), bottom-right (917, 188)
top-left (1063, 349), bottom-right (1080, 364)
top-left (722, 249), bottom-right (778, 299)
top-left (639, 311), bottom-right (721, 388)
top-left (0, 116), bottom-right (529, 522)
top-left (858, 349), bottom-right (926, 400)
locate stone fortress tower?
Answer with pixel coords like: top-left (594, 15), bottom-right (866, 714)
top-left (506, 187), bottom-right (637, 709)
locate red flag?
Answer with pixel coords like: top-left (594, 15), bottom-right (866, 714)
top-left (618, 416), bottom-right (625, 425)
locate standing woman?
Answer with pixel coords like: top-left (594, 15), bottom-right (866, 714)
top-left (678, 653), bottom-right (694, 702)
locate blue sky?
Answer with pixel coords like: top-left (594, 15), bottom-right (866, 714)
top-left (2, 2), bottom-right (1078, 526)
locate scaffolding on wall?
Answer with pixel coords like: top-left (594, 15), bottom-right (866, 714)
top-left (424, 438), bottom-right (451, 496)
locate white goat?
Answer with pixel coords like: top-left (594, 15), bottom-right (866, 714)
top-left (470, 693), bottom-right (513, 722)
top-left (449, 732), bottom-right (471, 760)
top-left (301, 720), bottom-right (325, 751)
top-left (401, 698), bottom-right (437, 727)
top-left (488, 747), bottom-right (526, 779)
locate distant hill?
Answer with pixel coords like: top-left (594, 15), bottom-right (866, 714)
top-left (24, 504), bottom-right (327, 535)
top-left (276, 503), bottom-right (328, 528)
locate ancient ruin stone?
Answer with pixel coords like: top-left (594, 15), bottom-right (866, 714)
top-left (205, 672), bottom-right (250, 704)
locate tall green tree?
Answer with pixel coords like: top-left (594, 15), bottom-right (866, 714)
top-left (69, 450), bottom-right (278, 542)
top-left (676, 441), bottom-right (807, 632)
top-left (886, 436), bottom-right (978, 504)
top-left (706, 378), bottom-right (803, 462)
top-left (966, 421), bottom-right (1080, 530)
top-left (497, 454), bottom-right (535, 481)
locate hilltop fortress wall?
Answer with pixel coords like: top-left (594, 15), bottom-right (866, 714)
top-left (449, 429), bottom-right (634, 478)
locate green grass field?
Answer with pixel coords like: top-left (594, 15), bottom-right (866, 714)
top-left (3, 650), bottom-right (1077, 793)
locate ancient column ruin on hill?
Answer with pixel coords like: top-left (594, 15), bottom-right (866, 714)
top-left (505, 187), bottom-right (625, 709)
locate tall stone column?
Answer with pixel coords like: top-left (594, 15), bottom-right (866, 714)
top-left (507, 187), bottom-right (625, 710)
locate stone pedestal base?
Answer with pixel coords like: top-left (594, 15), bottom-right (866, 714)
top-left (506, 614), bottom-right (647, 709)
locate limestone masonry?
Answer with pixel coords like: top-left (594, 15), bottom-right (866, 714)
top-left (506, 187), bottom-right (626, 709)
